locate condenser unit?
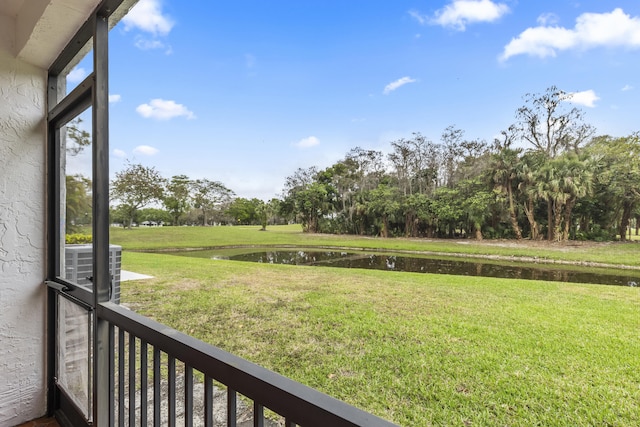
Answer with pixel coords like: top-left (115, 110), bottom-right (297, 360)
top-left (64, 244), bottom-right (122, 303)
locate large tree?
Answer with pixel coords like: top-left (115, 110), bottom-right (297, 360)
top-left (294, 182), bottom-right (334, 233)
top-left (344, 147), bottom-right (385, 194)
top-left (516, 86), bottom-right (595, 158)
top-left (388, 138), bottom-right (414, 196)
top-left (366, 184), bottom-right (400, 238)
top-left (402, 192), bottom-right (431, 237)
top-left (191, 179), bottom-right (234, 226)
top-left (324, 160), bottom-right (358, 232)
top-left (280, 166), bottom-right (338, 232)
top-left (66, 174), bottom-right (92, 232)
top-left (492, 146), bottom-right (523, 239)
top-left (491, 126), bottom-right (523, 239)
top-left (587, 134), bottom-right (640, 241)
top-left (516, 152), bottom-right (545, 239)
top-left (64, 118), bottom-right (92, 233)
top-left (110, 163), bottom-right (165, 228)
top-left (557, 154), bottom-right (593, 241)
top-left (342, 148), bottom-right (385, 232)
top-left (459, 178), bottom-right (494, 240)
top-left (163, 174), bottom-right (192, 226)
top-left (226, 197), bottom-right (259, 225)
top-left (535, 160), bottom-right (566, 241)
top-left (408, 133), bottom-right (440, 195)
top-left (431, 187), bottom-right (464, 238)
top-left (440, 125), bottom-right (464, 188)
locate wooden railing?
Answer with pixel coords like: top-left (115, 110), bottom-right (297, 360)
top-left (97, 302), bottom-right (399, 427)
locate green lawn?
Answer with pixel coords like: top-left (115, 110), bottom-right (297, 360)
top-left (113, 226), bottom-right (640, 426)
top-left (111, 224), bottom-right (640, 268)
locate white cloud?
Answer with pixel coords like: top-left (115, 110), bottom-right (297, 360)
top-left (622, 84), bottom-right (634, 91)
top-left (122, 0), bottom-right (174, 36)
top-left (383, 77), bottom-right (418, 94)
top-left (136, 99), bottom-right (195, 120)
top-left (134, 37), bottom-right (163, 50)
top-left (432, 0), bottom-right (510, 31)
top-left (537, 13), bottom-right (559, 26)
top-left (67, 67), bottom-right (87, 83)
top-left (133, 145), bottom-right (159, 156)
top-left (122, 0), bottom-right (174, 52)
top-left (112, 149), bottom-right (127, 158)
top-left (409, 10), bottom-right (427, 25)
top-left (501, 27), bottom-right (577, 60)
top-left (501, 8), bottom-right (640, 61)
top-left (565, 90), bottom-right (600, 107)
top-left (109, 94), bottom-right (122, 103)
top-left (132, 37), bottom-right (173, 54)
top-left (294, 136), bottom-right (320, 148)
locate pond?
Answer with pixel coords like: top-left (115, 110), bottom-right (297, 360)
top-left (168, 248), bottom-right (640, 287)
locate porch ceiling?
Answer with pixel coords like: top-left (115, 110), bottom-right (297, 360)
top-left (0, 0), bottom-right (101, 69)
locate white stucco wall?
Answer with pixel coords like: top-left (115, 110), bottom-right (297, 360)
top-left (0, 45), bottom-right (47, 425)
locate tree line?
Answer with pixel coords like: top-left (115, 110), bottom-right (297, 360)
top-left (278, 87), bottom-right (640, 241)
top-left (66, 86), bottom-right (640, 241)
top-left (108, 168), bottom-right (283, 229)
top-left (68, 163), bottom-right (283, 230)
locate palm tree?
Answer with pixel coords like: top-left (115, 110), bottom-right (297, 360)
top-left (533, 154), bottom-right (593, 242)
top-left (492, 147), bottom-right (523, 239)
top-left (536, 160), bottom-right (569, 242)
top-left (557, 154), bottom-right (593, 240)
top-left (516, 153), bottom-right (544, 239)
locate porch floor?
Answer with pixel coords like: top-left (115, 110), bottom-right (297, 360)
top-left (15, 417), bottom-right (60, 427)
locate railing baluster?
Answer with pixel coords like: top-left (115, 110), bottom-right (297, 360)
top-left (253, 403), bottom-right (264, 427)
top-left (108, 323), bottom-right (115, 426)
top-left (185, 365), bottom-right (193, 427)
top-left (141, 340), bottom-right (148, 427)
top-left (168, 355), bottom-right (176, 427)
top-left (129, 334), bottom-right (136, 426)
top-left (118, 328), bottom-right (125, 427)
top-left (153, 347), bottom-right (161, 427)
top-left (227, 388), bottom-right (237, 427)
top-left (204, 375), bottom-right (213, 427)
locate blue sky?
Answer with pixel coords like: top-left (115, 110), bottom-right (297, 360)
top-left (68, 0), bottom-right (640, 200)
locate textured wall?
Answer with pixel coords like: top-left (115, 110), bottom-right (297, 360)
top-left (0, 48), bottom-right (47, 425)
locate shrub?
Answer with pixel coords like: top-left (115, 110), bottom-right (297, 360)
top-left (66, 233), bottom-right (93, 244)
top-left (574, 224), bottom-right (614, 242)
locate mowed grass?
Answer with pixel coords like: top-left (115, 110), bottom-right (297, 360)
top-left (111, 224), bottom-right (640, 267)
top-left (120, 249), bottom-right (640, 426)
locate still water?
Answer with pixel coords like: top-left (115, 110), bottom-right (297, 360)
top-left (172, 248), bottom-right (640, 287)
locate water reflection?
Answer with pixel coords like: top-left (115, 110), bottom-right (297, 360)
top-left (210, 250), bottom-right (640, 287)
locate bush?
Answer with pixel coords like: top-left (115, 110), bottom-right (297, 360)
top-left (574, 224), bottom-right (614, 242)
top-left (66, 233), bottom-right (93, 244)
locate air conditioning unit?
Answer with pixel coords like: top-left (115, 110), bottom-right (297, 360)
top-left (64, 244), bottom-right (122, 304)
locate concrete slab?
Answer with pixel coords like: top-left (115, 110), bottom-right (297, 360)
top-left (121, 270), bottom-right (154, 281)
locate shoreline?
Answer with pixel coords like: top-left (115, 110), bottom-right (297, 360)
top-left (129, 242), bottom-right (640, 272)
